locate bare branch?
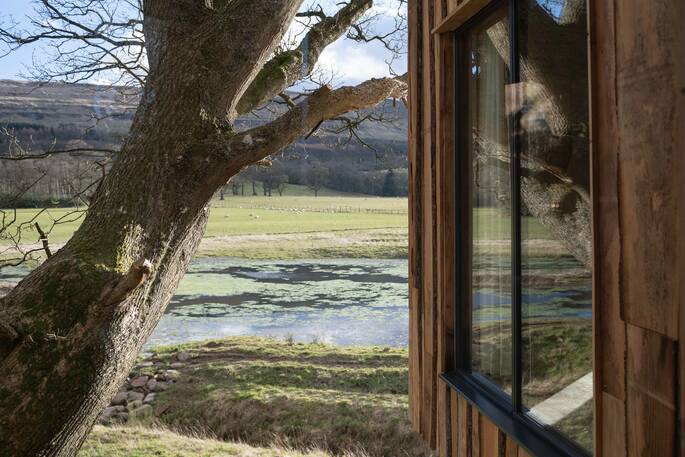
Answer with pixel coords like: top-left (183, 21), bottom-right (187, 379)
top-left (34, 222), bottom-right (52, 258)
top-left (236, 0), bottom-right (374, 115)
top-left (224, 74), bottom-right (407, 171)
top-left (0, 0), bottom-right (146, 86)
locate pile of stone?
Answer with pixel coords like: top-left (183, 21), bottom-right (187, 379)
top-left (98, 362), bottom-right (183, 425)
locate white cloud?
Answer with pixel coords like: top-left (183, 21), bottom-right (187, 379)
top-left (370, 1), bottom-right (405, 17)
top-left (316, 40), bottom-right (396, 85)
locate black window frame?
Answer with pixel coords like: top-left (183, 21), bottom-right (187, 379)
top-left (440, 1), bottom-right (593, 456)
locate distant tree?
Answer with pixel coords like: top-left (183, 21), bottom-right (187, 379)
top-left (382, 168), bottom-right (398, 196)
top-left (275, 180), bottom-right (288, 196)
top-left (306, 164), bottom-right (329, 197)
top-left (262, 162), bottom-right (289, 197)
top-left (231, 176), bottom-right (247, 196)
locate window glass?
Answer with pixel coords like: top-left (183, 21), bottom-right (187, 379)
top-left (466, 5), bottom-right (512, 394)
top-left (517, 0), bottom-right (593, 452)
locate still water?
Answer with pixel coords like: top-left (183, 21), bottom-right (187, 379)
top-left (0, 256), bottom-right (591, 349)
top-left (148, 258), bottom-right (409, 348)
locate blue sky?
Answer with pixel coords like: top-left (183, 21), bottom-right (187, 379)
top-left (0, 0), bottom-right (407, 86)
top-left (1, 0), bottom-right (36, 80)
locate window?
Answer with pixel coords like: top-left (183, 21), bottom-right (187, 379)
top-left (445, 1), bottom-right (593, 456)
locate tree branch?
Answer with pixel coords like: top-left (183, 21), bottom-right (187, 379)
top-left (224, 74), bottom-right (407, 171)
top-left (236, 0), bottom-right (373, 115)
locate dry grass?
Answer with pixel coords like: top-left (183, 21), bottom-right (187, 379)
top-left (81, 425), bottom-right (364, 457)
top-left (125, 337), bottom-right (431, 457)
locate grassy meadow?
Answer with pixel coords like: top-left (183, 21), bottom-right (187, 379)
top-left (81, 337), bottom-right (431, 457)
top-left (1, 192), bottom-right (409, 261)
top-left (1, 188), bottom-right (557, 262)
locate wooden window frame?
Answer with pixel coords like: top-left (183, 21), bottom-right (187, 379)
top-left (439, 1), bottom-right (593, 456)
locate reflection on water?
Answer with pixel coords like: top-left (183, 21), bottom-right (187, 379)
top-left (147, 258), bottom-right (409, 349)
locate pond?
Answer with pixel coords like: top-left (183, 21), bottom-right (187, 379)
top-left (0, 255), bottom-right (591, 349)
top-left (148, 258), bottom-right (409, 348)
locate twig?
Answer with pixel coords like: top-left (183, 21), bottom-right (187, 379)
top-left (34, 222), bottom-right (52, 258)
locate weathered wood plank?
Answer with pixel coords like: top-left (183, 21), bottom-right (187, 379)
top-left (626, 389), bottom-right (676, 456)
top-left (626, 324), bottom-right (676, 410)
top-left (678, 2), bottom-right (685, 454)
top-left (437, 381), bottom-right (449, 457)
top-left (450, 390), bottom-right (460, 457)
top-left (472, 408), bottom-right (480, 457)
top-left (434, 30), bottom-right (448, 457)
top-left (615, 0), bottom-right (680, 339)
top-left (420, 0), bottom-right (438, 444)
top-left (625, 324), bottom-right (677, 456)
top-left (601, 392), bottom-right (626, 457)
top-left (446, 0), bottom-right (459, 17)
top-left (589, 0), bottom-right (625, 406)
top-left (407, 0), bottom-right (424, 432)
top-left (433, 0), bottom-right (491, 33)
top-left (588, 1), bottom-right (624, 455)
top-left (437, 30), bottom-right (456, 375)
top-left (504, 436), bottom-right (518, 457)
top-left (479, 416), bottom-right (500, 457)
top-left (456, 394), bottom-right (470, 457)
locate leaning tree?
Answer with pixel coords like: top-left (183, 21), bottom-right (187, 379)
top-left (0, 1), bottom-right (407, 455)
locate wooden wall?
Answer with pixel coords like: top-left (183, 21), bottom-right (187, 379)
top-left (407, 0), bottom-right (685, 456)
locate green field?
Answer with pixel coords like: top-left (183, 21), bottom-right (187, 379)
top-left (2, 195), bottom-right (555, 261)
top-left (2, 196), bottom-right (407, 243)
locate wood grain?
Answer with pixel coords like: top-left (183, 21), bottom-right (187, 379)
top-left (432, 0), bottom-right (492, 33)
top-left (615, 0), bottom-right (680, 339)
top-left (601, 392), bottom-right (626, 457)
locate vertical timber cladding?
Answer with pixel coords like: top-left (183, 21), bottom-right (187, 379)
top-left (406, 0), bottom-right (685, 457)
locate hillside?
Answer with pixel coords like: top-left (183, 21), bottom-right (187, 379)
top-left (0, 79), bottom-right (408, 201)
top-left (0, 79), bottom-right (406, 151)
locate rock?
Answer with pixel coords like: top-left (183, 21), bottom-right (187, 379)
top-left (111, 392), bottom-right (128, 406)
top-left (154, 404), bottom-right (169, 417)
top-left (130, 404), bottom-right (153, 419)
top-left (146, 378), bottom-right (157, 391)
top-left (126, 391), bottom-right (145, 403)
top-left (163, 369), bottom-right (181, 380)
top-left (176, 351), bottom-right (191, 362)
top-left (138, 361), bottom-right (154, 367)
top-left (143, 393), bottom-right (156, 404)
top-left (111, 412), bottom-right (129, 423)
top-left (170, 362), bottom-right (185, 369)
top-left (101, 405), bottom-right (126, 419)
top-left (130, 375), bottom-right (149, 388)
top-left (152, 381), bottom-right (169, 392)
top-left (127, 400), bottom-right (143, 411)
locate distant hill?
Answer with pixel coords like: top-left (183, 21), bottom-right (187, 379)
top-left (0, 79), bottom-right (406, 151)
top-left (0, 79), bottom-right (408, 201)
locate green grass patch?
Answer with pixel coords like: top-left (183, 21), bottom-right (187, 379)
top-left (128, 337), bottom-right (429, 457)
top-left (2, 199), bottom-right (555, 261)
top-left (81, 425), bottom-right (337, 457)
